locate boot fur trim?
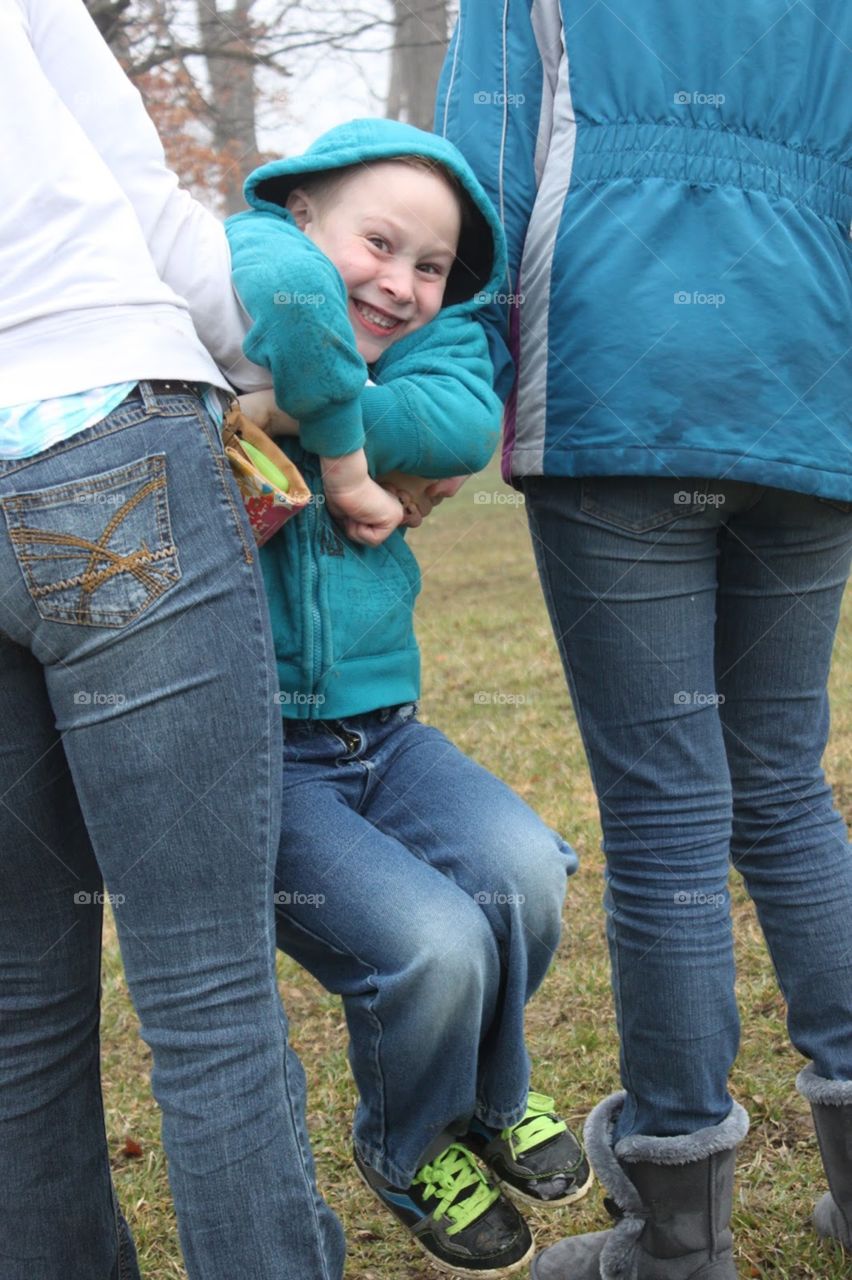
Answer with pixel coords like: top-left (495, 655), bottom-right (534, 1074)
top-left (797, 1064), bottom-right (852, 1106)
top-left (583, 1093), bottom-right (749, 1209)
top-left (583, 1093), bottom-right (646, 1215)
top-left (616, 1102), bottom-right (749, 1165)
top-left (581, 1093), bottom-right (747, 1280)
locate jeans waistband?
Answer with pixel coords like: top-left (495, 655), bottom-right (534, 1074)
top-left (284, 703), bottom-right (417, 736)
top-left (129, 380), bottom-right (209, 409)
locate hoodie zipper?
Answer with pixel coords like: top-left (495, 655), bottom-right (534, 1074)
top-left (303, 498), bottom-right (323, 700)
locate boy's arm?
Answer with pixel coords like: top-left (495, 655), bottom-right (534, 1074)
top-left (361, 313), bottom-right (503, 479)
top-left (226, 210), bottom-right (367, 458)
top-left (238, 314), bottom-right (502, 478)
top-left (435, 0), bottom-right (558, 401)
top-left (227, 213), bottom-right (403, 544)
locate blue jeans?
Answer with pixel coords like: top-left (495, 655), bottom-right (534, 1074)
top-left (273, 707), bottom-right (576, 1186)
top-left (524, 475), bottom-right (852, 1140)
top-left (0, 384), bottom-right (344, 1280)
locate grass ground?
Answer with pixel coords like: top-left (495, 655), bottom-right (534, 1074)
top-left (101, 460), bottom-right (852, 1279)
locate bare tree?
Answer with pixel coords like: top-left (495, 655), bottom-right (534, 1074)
top-left (386, 0), bottom-right (448, 130)
top-left (194, 0), bottom-right (262, 212)
top-left (84, 0), bottom-right (400, 210)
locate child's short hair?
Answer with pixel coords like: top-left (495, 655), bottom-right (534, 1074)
top-left (294, 155), bottom-right (489, 307)
top-left (297, 155), bottom-right (475, 242)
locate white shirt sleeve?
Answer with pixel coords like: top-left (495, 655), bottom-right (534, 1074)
top-left (17, 0), bottom-right (268, 389)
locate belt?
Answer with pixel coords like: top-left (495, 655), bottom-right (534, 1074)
top-left (128, 379), bottom-right (209, 404)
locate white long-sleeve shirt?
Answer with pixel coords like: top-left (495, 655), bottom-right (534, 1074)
top-left (0, 0), bottom-right (267, 409)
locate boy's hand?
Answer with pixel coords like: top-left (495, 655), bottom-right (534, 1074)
top-left (379, 473), bottom-right (468, 527)
top-left (321, 451), bottom-right (404, 547)
top-left (236, 390), bottom-right (300, 437)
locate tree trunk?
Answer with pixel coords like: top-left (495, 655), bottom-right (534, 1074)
top-left (386, 0), bottom-right (448, 131)
top-left (196, 0), bottom-right (262, 214)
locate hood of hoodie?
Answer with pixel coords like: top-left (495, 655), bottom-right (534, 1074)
top-left (242, 117), bottom-right (507, 311)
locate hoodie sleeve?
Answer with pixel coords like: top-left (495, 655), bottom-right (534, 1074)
top-left (361, 312), bottom-right (501, 478)
top-left (226, 209), bottom-right (367, 457)
top-left (435, 0), bottom-right (559, 401)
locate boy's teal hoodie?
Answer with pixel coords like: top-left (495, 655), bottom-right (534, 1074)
top-left (226, 118), bottom-right (507, 719)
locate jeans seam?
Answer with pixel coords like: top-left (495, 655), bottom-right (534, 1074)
top-left (188, 400), bottom-right (255, 566)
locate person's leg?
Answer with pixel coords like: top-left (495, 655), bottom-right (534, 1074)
top-left (0, 638), bottom-right (140, 1280)
top-left (272, 719), bottom-right (534, 1275)
top-left (362, 712), bottom-right (590, 1206)
top-left (0, 385), bottom-right (343, 1280)
top-left (716, 489), bottom-right (852, 1078)
top-left (715, 490), bottom-right (852, 1252)
top-left (272, 719), bottom-right (503, 1187)
top-left (524, 475), bottom-right (757, 1279)
top-left (362, 712), bottom-right (574, 1127)
top-left (524, 475), bottom-right (742, 1140)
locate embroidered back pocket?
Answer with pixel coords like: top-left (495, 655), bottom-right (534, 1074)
top-left (2, 454), bottom-right (181, 627)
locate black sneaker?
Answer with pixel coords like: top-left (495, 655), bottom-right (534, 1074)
top-left (465, 1092), bottom-right (593, 1207)
top-left (354, 1141), bottom-right (534, 1276)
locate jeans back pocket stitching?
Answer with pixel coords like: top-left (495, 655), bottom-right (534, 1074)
top-left (4, 457), bottom-right (181, 627)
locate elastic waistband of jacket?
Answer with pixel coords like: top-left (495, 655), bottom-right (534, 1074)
top-left (571, 122), bottom-right (851, 225)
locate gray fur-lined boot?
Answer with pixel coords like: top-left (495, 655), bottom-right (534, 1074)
top-left (796, 1065), bottom-right (852, 1248)
top-left (530, 1092), bottom-right (749, 1280)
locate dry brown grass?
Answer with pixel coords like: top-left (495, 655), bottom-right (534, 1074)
top-left (101, 461), bottom-right (852, 1279)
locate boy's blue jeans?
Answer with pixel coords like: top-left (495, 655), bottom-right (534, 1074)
top-left (0, 385), bottom-right (344, 1280)
top-left (524, 474), bottom-right (852, 1140)
top-left (273, 707), bottom-right (576, 1187)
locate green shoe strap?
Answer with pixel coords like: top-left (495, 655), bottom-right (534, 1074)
top-left (501, 1091), bottom-right (568, 1157)
top-left (413, 1143), bottom-right (500, 1236)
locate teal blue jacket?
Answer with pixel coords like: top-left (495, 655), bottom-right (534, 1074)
top-left (437, 1), bottom-right (852, 498)
top-left (226, 119), bottom-right (508, 718)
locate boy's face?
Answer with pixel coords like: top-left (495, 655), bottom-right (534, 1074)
top-left (288, 162), bottom-right (461, 363)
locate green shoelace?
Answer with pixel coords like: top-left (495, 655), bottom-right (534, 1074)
top-left (413, 1143), bottom-right (500, 1236)
top-left (500, 1091), bottom-right (568, 1157)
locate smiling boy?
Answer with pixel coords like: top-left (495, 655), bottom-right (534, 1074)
top-left (225, 119), bottom-right (591, 1277)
